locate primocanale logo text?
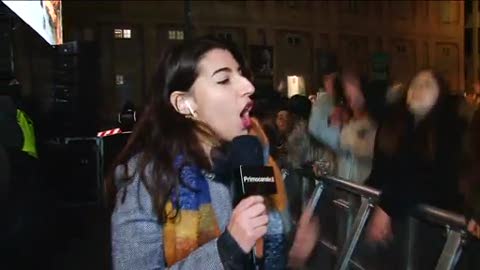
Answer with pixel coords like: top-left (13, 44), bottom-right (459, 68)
top-left (243, 176), bottom-right (275, 183)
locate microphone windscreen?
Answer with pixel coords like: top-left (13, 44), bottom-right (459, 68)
top-left (230, 135), bottom-right (264, 168)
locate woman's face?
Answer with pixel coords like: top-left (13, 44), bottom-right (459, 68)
top-left (190, 49), bottom-right (255, 141)
top-left (343, 75), bottom-right (365, 111)
top-left (276, 110), bottom-right (291, 135)
top-left (323, 73), bottom-right (336, 95)
top-left (407, 71), bottom-right (439, 116)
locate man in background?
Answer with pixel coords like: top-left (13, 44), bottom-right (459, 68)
top-left (0, 78), bottom-right (52, 269)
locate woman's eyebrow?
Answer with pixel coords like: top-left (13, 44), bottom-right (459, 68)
top-left (211, 67), bottom-right (231, 77)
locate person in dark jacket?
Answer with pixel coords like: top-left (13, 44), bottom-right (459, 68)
top-left (0, 82), bottom-right (53, 269)
top-left (366, 69), bottom-right (467, 242)
top-left (463, 108), bottom-right (480, 238)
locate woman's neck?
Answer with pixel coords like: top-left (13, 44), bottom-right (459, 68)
top-left (193, 122), bottom-right (221, 166)
top-left (413, 113), bottom-right (426, 127)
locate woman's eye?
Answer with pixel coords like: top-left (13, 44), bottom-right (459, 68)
top-left (217, 78), bottom-right (230, 85)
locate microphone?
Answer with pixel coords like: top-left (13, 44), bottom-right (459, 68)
top-left (230, 135), bottom-right (277, 270)
top-left (230, 135), bottom-right (277, 203)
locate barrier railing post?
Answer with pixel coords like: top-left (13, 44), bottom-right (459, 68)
top-left (405, 217), bottom-right (417, 270)
top-left (301, 175), bottom-right (317, 211)
top-left (434, 228), bottom-right (464, 270)
top-left (298, 173), bottom-right (468, 270)
top-left (335, 197), bottom-right (373, 270)
top-left (306, 181), bottom-right (325, 212)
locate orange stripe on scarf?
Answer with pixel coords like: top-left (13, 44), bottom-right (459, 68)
top-left (164, 198), bottom-right (220, 266)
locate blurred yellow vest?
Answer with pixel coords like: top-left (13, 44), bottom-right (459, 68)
top-left (16, 109), bottom-right (38, 158)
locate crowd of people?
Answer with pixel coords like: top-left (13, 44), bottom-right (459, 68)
top-left (106, 36), bottom-right (480, 269)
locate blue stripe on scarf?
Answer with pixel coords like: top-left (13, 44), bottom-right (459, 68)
top-left (174, 156), bottom-right (212, 211)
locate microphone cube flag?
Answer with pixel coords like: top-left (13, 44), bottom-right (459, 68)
top-left (239, 165), bottom-right (277, 196)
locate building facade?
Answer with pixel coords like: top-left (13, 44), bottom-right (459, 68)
top-left (13, 1), bottom-right (465, 127)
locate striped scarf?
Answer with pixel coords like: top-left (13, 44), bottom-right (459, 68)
top-left (163, 158), bottom-right (221, 266)
top-left (164, 118), bottom-right (290, 267)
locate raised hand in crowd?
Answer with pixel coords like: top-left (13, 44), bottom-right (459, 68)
top-left (366, 206), bottom-right (393, 244)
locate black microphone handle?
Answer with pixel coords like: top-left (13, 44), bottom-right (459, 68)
top-left (229, 135), bottom-right (267, 270)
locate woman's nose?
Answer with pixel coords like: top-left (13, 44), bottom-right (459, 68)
top-left (239, 76), bottom-right (255, 97)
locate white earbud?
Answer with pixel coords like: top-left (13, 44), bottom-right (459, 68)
top-left (185, 100), bottom-right (197, 118)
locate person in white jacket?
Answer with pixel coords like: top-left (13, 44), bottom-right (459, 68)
top-left (309, 71), bottom-right (377, 184)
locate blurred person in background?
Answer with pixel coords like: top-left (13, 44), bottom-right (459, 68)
top-left (282, 94), bottom-right (335, 222)
top-left (0, 78), bottom-right (52, 269)
top-left (274, 97), bottom-right (292, 168)
top-left (365, 79), bottom-right (391, 125)
top-left (465, 81), bottom-right (480, 107)
top-left (367, 69), bottom-right (467, 245)
top-left (308, 69), bottom-right (377, 259)
top-left (250, 87), bottom-right (284, 161)
top-left (463, 107), bottom-right (480, 239)
top-left (386, 81), bottom-right (406, 105)
top-left (286, 94), bottom-right (335, 172)
top-left (460, 108), bottom-right (480, 270)
top-left (250, 92), bottom-right (323, 268)
top-left (117, 101), bottom-right (137, 132)
top-left (309, 70), bottom-right (377, 184)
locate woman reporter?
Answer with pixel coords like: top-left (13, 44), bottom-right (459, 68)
top-left (109, 37), bottom-right (266, 269)
top-left (109, 37), bottom-right (317, 270)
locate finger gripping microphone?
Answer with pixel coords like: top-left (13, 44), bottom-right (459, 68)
top-left (230, 135), bottom-right (277, 270)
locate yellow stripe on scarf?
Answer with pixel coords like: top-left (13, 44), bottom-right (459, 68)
top-left (164, 201), bottom-right (220, 266)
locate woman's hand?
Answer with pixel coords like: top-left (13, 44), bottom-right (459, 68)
top-left (227, 196), bottom-right (269, 253)
top-left (288, 208), bottom-right (320, 268)
top-left (329, 106), bottom-right (350, 128)
top-left (366, 207), bottom-right (393, 244)
top-left (468, 219), bottom-right (480, 239)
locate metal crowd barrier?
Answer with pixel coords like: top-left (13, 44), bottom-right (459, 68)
top-left (297, 171), bottom-right (469, 270)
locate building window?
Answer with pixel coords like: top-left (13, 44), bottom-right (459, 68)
top-left (123, 29), bottom-right (131, 39)
top-left (114, 29), bottom-right (123, 39)
top-left (168, 30), bottom-right (184, 40)
top-left (396, 44), bottom-right (407, 53)
top-left (287, 35), bottom-right (301, 46)
top-left (114, 28), bottom-right (132, 39)
top-left (347, 1), bottom-right (359, 14)
top-left (442, 47), bottom-right (450, 56)
top-left (347, 40), bottom-right (359, 52)
top-left (115, 74), bottom-right (124, 85)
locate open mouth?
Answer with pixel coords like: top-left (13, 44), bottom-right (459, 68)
top-left (240, 101), bottom-right (253, 129)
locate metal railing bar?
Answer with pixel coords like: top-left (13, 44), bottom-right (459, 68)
top-left (305, 181), bottom-right (325, 214)
top-left (296, 170), bottom-right (469, 270)
top-left (318, 239), bottom-right (366, 270)
top-left (299, 170), bottom-right (467, 230)
top-left (318, 175), bottom-right (382, 199)
top-left (332, 198), bottom-right (351, 210)
top-left (335, 197), bottom-right (373, 270)
top-left (435, 230), bottom-right (464, 270)
top-left (415, 204), bottom-right (466, 230)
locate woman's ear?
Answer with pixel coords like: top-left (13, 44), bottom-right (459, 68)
top-left (170, 91), bottom-right (198, 118)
